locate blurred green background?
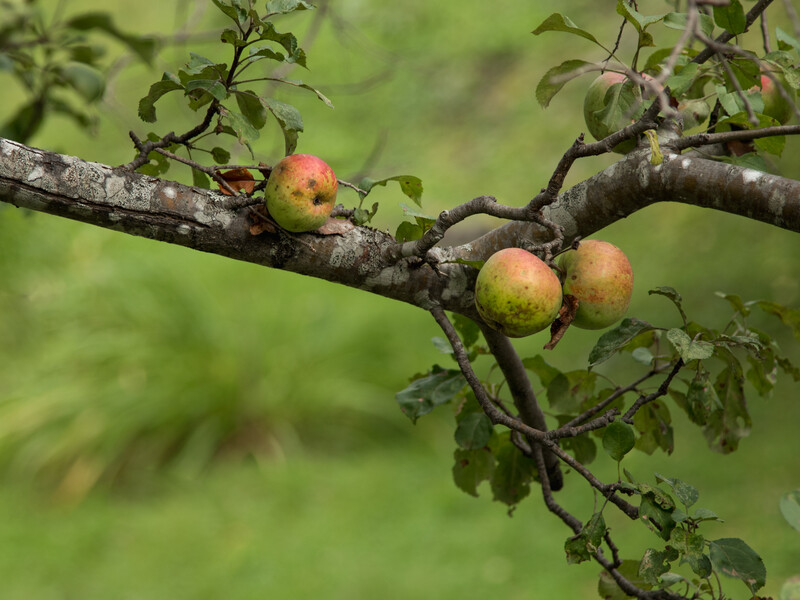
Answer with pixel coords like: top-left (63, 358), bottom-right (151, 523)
top-left (1, 0), bottom-right (799, 598)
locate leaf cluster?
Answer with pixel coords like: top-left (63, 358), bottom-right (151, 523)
top-left (403, 286), bottom-right (799, 598)
top-left (0, 0), bottom-right (155, 143)
top-left (533, 1), bottom-right (800, 169)
top-left (135, 0), bottom-right (329, 177)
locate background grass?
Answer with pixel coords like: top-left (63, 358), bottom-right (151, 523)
top-left (1, 0), bottom-right (799, 598)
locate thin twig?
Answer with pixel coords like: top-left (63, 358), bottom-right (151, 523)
top-left (672, 124), bottom-right (800, 150)
top-left (760, 11), bottom-right (771, 54)
top-left (691, 0), bottom-right (774, 65)
top-left (622, 360), bottom-right (685, 423)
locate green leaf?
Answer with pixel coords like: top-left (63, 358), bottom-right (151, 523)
top-left (394, 221), bottom-right (423, 242)
top-left (262, 98), bottom-right (304, 156)
top-left (716, 291), bottom-right (750, 316)
top-left (536, 59), bottom-right (590, 108)
top-left (66, 12), bottom-right (156, 64)
top-left (531, 13), bottom-right (609, 51)
top-left (223, 107), bottom-right (260, 143)
top-left (756, 301), bottom-right (800, 342)
top-left (654, 473), bottom-right (698, 508)
top-left (716, 151), bottom-right (770, 172)
top-left (666, 328), bottom-right (714, 362)
top-left (220, 28), bottom-right (241, 46)
top-left (246, 46), bottom-right (285, 63)
top-left (713, 0), bottom-right (746, 35)
top-left (565, 512), bottom-right (606, 564)
top-left (664, 12), bottom-right (715, 38)
top-left (447, 258), bottom-right (485, 270)
top-left (211, 0), bottom-right (248, 25)
top-left (363, 176), bottom-right (424, 207)
top-left (191, 169), bottom-right (210, 189)
top-left (185, 79), bottom-right (228, 101)
top-left (588, 318), bottom-right (657, 367)
top-left (455, 412), bottom-right (493, 450)
top-left (633, 402), bottom-right (673, 455)
top-left (747, 354), bottom-right (776, 397)
top-left (234, 90), bottom-right (267, 130)
top-left (671, 368), bottom-right (713, 426)
top-left (183, 52), bottom-right (223, 76)
top-left (650, 287), bottom-right (685, 318)
top-left (259, 23), bottom-right (308, 68)
top-left (562, 431), bottom-right (597, 465)
top-left (598, 560), bottom-right (652, 599)
top-left (632, 347), bottom-right (655, 365)
top-left (490, 433), bottom-right (537, 506)
top-left (640, 492), bottom-right (677, 541)
top-left (709, 538), bottom-right (766, 593)
top-left (602, 421), bottom-right (635, 462)
top-left (58, 61), bottom-right (105, 102)
top-left (639, 547), bottom-right (679, 585)
top-left (211, 147), bottom-right (231, 164)
top-left (548, 370), bottom-right (597, 414)
top-left (265, 0), bottom-right (315, 15)
top-left (780, 576), bottom-right (800, 600)
top-left (400, 204), bottom-right (436, 230)
top-left (664, 63), bottom-right (699, 99)
top-left (616, 0), bottom-right (667, 33)
top-left (522, 355), bottom-right (562, 388)
top-left (776, 27), bottom-right (800, 53)
top-left (452, 314), bottom-right (480, 348)
top-left (395, 368), bottom-right (466, 423)
top-left (705, 362), bottom-right (750, 453)
top-left (452, 448), bottom-right (495, 497)
top-left (431, 337), bottom-right (453, 354)
top-left (670, 528), bottom-right (711, 577)
top-left (693, 507), bottom-right (722, 522)
top-left (780, 490), bottom-right (800, 534)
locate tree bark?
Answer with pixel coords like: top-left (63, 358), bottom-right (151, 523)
top-left (2, 137), bottom-right (799, 318)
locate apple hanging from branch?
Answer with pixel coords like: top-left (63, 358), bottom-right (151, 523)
top-left (264, 154), bottom-right (338, 233)
top-left (558, 240), bottom-right (634, 330)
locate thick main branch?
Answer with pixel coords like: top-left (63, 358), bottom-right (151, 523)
top-left (2, 138), bottom-right (799, 320)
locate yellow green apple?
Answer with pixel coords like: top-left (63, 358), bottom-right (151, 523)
top-left (474, 248), bottom-right (563, 338)
top-left (265, 154), bottom-right (338, 232)
top-left (559, 240), bottom-right (633, 330)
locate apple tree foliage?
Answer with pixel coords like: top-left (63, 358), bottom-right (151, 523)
top-left (2, 0), bottom-right (800, 598)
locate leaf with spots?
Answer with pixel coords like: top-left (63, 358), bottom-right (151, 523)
top-left (360, 175), bottom-right (424, 207)
top-left (452, 448), bottom-right (495, 497)
top-left (395, 366), bottom-right (466, 423)
top-left (490, 432), bottom-right (538, 506)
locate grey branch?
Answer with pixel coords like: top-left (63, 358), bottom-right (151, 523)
top-left (2, 137), bottom-right (799, 322)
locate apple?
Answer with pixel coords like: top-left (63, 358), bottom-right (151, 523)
top-left (558, 240), bottom-right (633, 330)
top-left (755, 72), bottom-right (794, 125)
top-left (583, 72), bottom-right (657, 153)
top-left (474, 248), bottom-right (563, 338)
top-left (265, 154), bottom-right (338, 232)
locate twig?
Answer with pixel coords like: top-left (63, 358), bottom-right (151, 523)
top-left (622, 360), bottom-right (685, 423)
top-left (558, 366), bottom-right (672, 431)
top-left (760, 11), bottom-right (771, 54)
top-left (691, 0), bottom-right (774, 65)
top-left (429, 307), bottom-right (547, 442)
top-left (672, 124), bottom-right (800, 150)
top-left (693, 33), bottom-right (800, 124)
top-left (479, 324), bottom-right (564, 490)
top-left (543, 441), bottom-right (639, 519)
top-left (655, 0), bottom-right (699, 88)
top-left (784, 0), bottom-right (800, 39)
